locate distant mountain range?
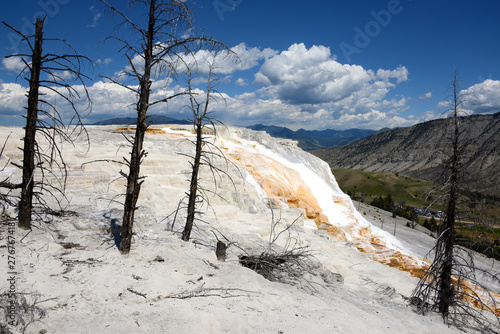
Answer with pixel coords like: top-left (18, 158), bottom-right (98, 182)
top-left (246, 124), bottom-right (385, 150)
top-left (312, 112), bottom-right (500, 197)
top-left (91, 117), bottom-right (381, 150)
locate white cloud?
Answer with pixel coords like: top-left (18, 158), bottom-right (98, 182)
top-left (461, 79), bottom-right (500, 114)
top-left (424, 79), bottom-right (500, 121)
top-left (48, 70), bottom-right (74, 82)
top-left (376, 68), bottom-right (408, 84)
top-left (0, 77), bottom-right (416, 130)
top-left (205, 94), bottom-right (417, 130)
top-left (254, 43), bottom-right (409, 111)
top-left (234, 92), bottom-right (255, 100)
top-left (2, 56), bottom-right (28, 73)
top-left (85, 80), bottom-right (137, 116)
top-left (419, 110), bottom-right (438, 122)
top-left (235, 78), bottom-right (248, 86)
top-left (328, 109), bottom-right (416, 130)
top-left (0, 83), bottom-right (26, 115)
top-left (418, 92), bottom-right (432, 100)
top-left (437, 100), bottom-right (452, 109)
top-left (229, 43), bottom-right (277, 72)
top-left (1, 42), bottom-right (438, 130)
top-left (0, 80), bottom-right (138, 124)
top-left (96, 58), bottom-right (113, 65)
top-left (174, 43), bottom-right (277, 75)
top-left (111, 43), bottom-right (276, 86)
top-left (87, 5), bottom-right (102, 28)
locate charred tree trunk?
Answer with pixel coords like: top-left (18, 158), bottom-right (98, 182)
top-left (182, 120), bottom-right (203, 241)
top-left (437, 77), bottom-right (460, 318)
top-left (119, 0), bottom-right (155, 254)
top-left (18, 18), bottom-right (44, 230)
top-left (100, 0), bottom-right (230, 252)
top-left (437, 184), bottom-right (457, 317)
top-left (410, 71), bottom-right (500, 332)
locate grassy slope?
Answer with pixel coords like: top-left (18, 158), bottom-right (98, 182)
top-left (332, 168), bottom-right (500, 258)
top-left (332, 169), bottom-right (439, 208)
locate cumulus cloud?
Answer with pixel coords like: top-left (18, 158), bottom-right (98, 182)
top-left (85, 81), bottom-right (137, 116)
top-left (205, 94), bottom-right (416, 130)
top-left (437, 100), bottom-right (452, 110)
top-left (418, 92), bottom-right (432, 100)
top-left (418, 110), bottom-right (438, 122)
top-left (0, 76), bottom-right (415, 130)
top-left (48, 70), bottom-right (75, 82)
top-left (254, 43), bottom-right (408, 110)
top-left (2, 56), bottom-right (28, 73)
top-left (0, 80), bottom-right (137, 124)
top-left (432, 79), bottom-right (500, 116)
top-left (172, 43), bottom-right (277, 76)
top-left (229, 43), bottom-right (277, 72)
top-left (461, 79), bottom-right (500, 114)
top-left (6, 42), bottom-right (463, 130)
top-left (96, 58), bottom-right (113, 65)
top-left (235, 78), bottom-right (248, 86)
top-left (234, 92), bottom-right (255, 100)
top-left (151, 43), bottom-right (415, 129)
top-left (112, 43), bottom-right (276, 85)
top-left (0, 83), bottom-right (26, 115)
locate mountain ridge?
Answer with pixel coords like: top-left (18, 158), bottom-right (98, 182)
top-left (312, 112), bottom-right (500, 197)
top-left (246, 124), bottom-right (379, 150)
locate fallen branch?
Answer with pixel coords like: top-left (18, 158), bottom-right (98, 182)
top-left (154, 283), bottom-right (261, 301)
top-left (127, 288), bottom-right (147, 299)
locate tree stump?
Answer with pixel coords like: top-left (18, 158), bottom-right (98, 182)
top-left (216, 241), bottom-right (227, 262)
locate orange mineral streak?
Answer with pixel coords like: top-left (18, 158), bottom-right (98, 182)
top-left (228, 148), bottom-right (330, 228)
top-left (115, 126), bottom-right (168, 134)
top-left (218, 142), bottom-right (430, 277)
top-left (453, 276), bottom-right (500, 316)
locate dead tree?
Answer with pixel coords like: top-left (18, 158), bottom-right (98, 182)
top-left (100, 0), bottom-right (229, 253)
top-left (2, 17), bottom-right (92, 229)
top-left (180, 56), bottom-right (233, 241)
top-left (181, 71), bottom-right (209, 241)
top-left (410, 70), bottom-right (499, 332)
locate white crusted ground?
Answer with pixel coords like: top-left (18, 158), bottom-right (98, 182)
top-left (1, 125), bottom-right (496, 333)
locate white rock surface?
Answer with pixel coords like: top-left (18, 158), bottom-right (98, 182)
top-left (0, 125), bottom-right (496, 334)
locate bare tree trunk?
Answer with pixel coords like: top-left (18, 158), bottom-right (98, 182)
top-left (182, 121), bottom-right (203, 241)
top-left (179, 56), bottom-right (234, 242)
top-left (100, 0), bottom-right (230, 252)
top-left (437, 75), bottom-right (460, 317)
top-left (410, 71), bottom-right (500, 332)
top-left (119, 0), bottom-right (155, 254)
top-left (18, 18), bottom-right (44, 230)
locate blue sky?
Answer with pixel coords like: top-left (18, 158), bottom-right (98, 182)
top-left (1, 0), bottom-right (499, 130)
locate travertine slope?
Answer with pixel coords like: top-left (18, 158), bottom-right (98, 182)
top-left (1, 125), bottom-right (497, 333)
